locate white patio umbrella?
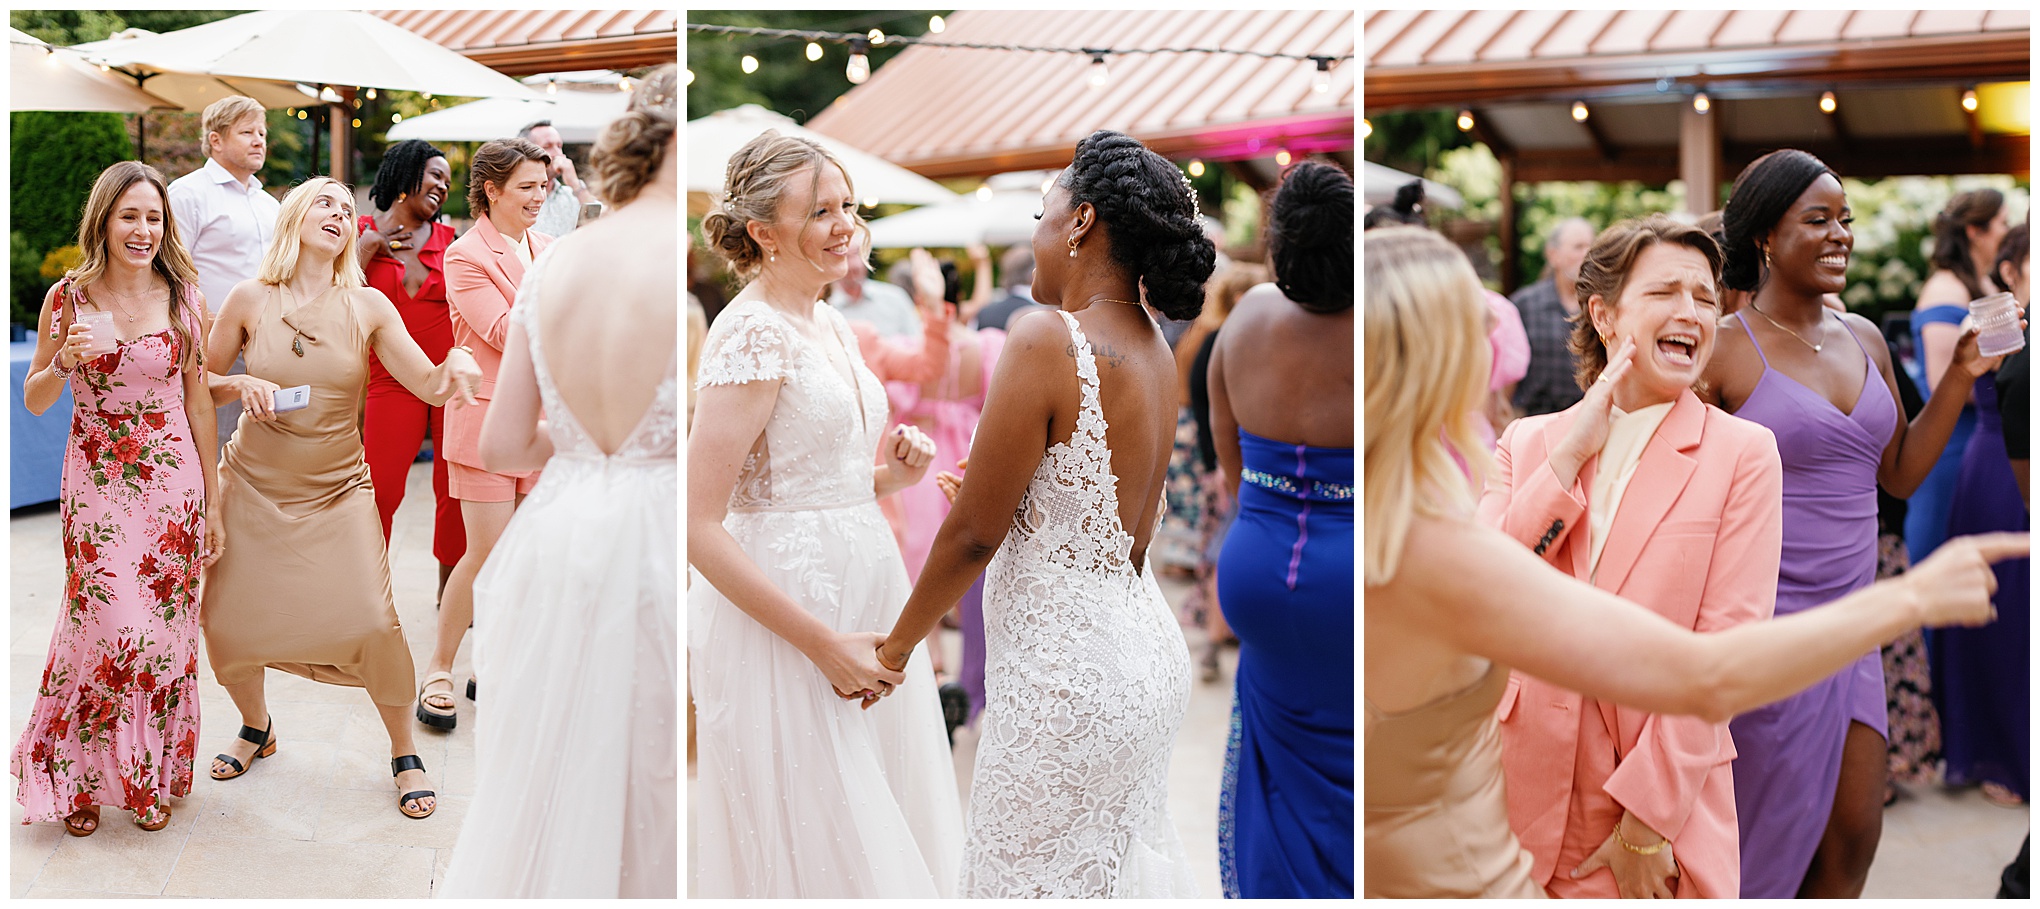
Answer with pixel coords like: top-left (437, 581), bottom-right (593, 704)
top-left (66, 30), bottom-right (321, 112)
top-left (77, 11), bottom-right (538, 101)
top-left (689, 104), bottom-right (956, 207)
top-left (1363, 160), bottom-right (1464, 210)
top-left (389, 90), bottom-right (631, 144)
top-left (16, 27), bottom-right (287, 112)
top-left (865, 170), bottom-right (1057, 248)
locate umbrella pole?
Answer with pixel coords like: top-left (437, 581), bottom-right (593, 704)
top-left (134, 113), bottom-right (145, 160)
top-left (310, 106), bottom-right (322, 177)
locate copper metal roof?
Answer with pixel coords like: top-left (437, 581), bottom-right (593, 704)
top-left (805, 10), bottom-right (1353, 179)
top-left (1366, 10), bottom-right (2029, 110)
top-left (369, 10), bottom-right (676, 76)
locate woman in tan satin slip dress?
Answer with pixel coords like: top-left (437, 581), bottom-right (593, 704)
top-left (1362, 226), bottom-right (2022, 897)
top-left (200, 177), bottom-right (481, 819)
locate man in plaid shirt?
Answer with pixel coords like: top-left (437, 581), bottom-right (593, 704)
top-left (1508, 217), bottom-right (1596, 416)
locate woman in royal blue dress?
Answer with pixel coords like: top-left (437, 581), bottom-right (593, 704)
top-left (1207, 161), bottom-right (1354, 897)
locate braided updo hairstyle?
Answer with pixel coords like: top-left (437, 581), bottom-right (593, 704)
top-left (369, 139), bottom-right (444, 211)
top-left (698, 130), bottom-right (866, 281)
top-left (590, 64), bottom-right (676, 207)
top-left (1719, 149), bottom-right (1834, 292)
top-left (1268, 161), bottom-right (1354, 313)
top-left (1059, 130), bottom-right (1215, 320)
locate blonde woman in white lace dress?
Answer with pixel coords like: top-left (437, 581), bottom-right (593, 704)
top-left (880, 130), bottom-right (1217, 898)
top-left (687, 131), bottom-right (963, 897)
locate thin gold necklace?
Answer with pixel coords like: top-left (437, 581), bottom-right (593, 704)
top-left (1749, 303), bottom-right (1827, 353)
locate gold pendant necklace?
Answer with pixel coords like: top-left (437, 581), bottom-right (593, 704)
top-left (1749, 303), bottom-right (1826, 353)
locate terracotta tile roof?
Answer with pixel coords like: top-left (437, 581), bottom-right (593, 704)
top-left (369, 10), bottom-right (676, 76)
top-left (805, 10), bottom-right (1352, 179)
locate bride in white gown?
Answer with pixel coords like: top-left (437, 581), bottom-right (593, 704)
top-left (687, 130), bottom-right (964, 897)
top-left (878, 130), bottom-right (1217, 897)
top-left (438, 66), bottom-right (678, 897)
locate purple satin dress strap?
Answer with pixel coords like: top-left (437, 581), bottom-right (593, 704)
top-left (1724, 310), bottom-right (1898, 898)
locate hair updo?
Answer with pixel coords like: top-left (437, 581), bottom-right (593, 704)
top-left (1931, 188), bottom-right (2005, 300)
top-left (1364, 181), bottom-right (1426, 230)
top-left (1059, 129), bottom-right (1215, 321)
top-left (1268, 161), bottom-right (1354, 312)
top-left (1719, 149), bottom-right (1834, 292)
top-left (466, 138), bottom-right (550, 217)
top-left (590, 64), bottom-right (676, 207)
top-left (698, 130), bottom-right (866, 280)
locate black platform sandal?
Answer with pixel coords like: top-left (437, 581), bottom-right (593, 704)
top-left (211, 718), bottom-right (276, 780)
top-left (939, 681), bottom-right (970, 746)
top-left (466, 678), bottom-right (477, 702)
top-left (391, 755), bottom-right (436, 819)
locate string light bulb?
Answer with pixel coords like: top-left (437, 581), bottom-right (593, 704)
top-left (741, 54), bottom-right (759, 74)
top-left (1571, 100), bottom-right (1589, 122)
top-left (868, 28), bottom-right (886, 46)
top-left (351, 117), bottom-right (361, 128)
top-left (1819, 90), bottom-right (1836, 114)
top-left (546, 78), bottom-right (558, 95)
top-left (365, 87), bottom-right (376, 100)
top-left (296, 109), bottom-right (307, 120)
top-left (1962, 88), bottom-right (1978, 112)
top-left (1188, 159), bottom-right (1205, 178)
top-left (975, 185), bottom-right (994, 201)
top-left (1362, 118), bottom-right (1372, 139)
top-left (806, 41), bottom-right (823, 62)
top-left (392, 112), bottom-right (402, 123)
top-left (1311, 56), bottom-right (1332, 94)
top-left (684, 69), bottom-right (695, 86)
top-left (1276, 149), bottom-right (1292, 167)
top-left (1087, 51), bottom-right (1110, 90)
top-left (846, 37), bottom-right (871, 84)
top-left (1692, 91), bottom-right (1710, 114)
top-left (930, 15), bottom-right (945, 34)
top-left (1456, 109), bottom-right (1474, 131)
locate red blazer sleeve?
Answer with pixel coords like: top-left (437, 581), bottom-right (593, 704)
top-left (853, 311), bottom-right (950, 383)
top-left (1601, 425), bottom-right (1783, 840)
top-left (1478, 415), bottom-right (1588, 560)
top-left (444, 243), bottom-right (515, 352)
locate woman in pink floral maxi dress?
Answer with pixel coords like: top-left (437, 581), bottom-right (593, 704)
top-left (12, 161), bottom-right (221, 835)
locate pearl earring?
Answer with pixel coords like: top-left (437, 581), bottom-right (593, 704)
top-left (1067, 235), bottom-right (1080, 258)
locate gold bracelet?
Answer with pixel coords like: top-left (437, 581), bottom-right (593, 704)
top-left (1615, 822), bottom-right (1669, 856)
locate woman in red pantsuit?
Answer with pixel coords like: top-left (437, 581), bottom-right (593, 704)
top-left (358, 140), bottom-right (466, 600)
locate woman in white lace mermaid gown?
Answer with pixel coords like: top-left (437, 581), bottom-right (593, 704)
top-left (687, 132), bottom-right (963, 897)
top-left (880, 130), bottom-right (1217, 897)
top-left (440, 67), bottom-right (678, 897)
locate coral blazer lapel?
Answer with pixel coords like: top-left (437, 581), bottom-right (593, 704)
top-left (1592, 391), bottom-right (1704, 593)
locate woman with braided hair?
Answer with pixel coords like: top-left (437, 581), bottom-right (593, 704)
top-left (880, 129), bottom-right (1215, 897)
top-left (355, 140), bottom-right (466, 687)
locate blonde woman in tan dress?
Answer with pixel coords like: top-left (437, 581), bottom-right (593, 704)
top-left (200, 177), bottom-right (481, 819)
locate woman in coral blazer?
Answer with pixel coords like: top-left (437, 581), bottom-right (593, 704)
top-left (420, 138), bottom-right (554, 729)
top-left (1478, 217), bottom-right (1782, 898)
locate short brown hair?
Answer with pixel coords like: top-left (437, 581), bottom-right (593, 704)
top-left (467, 138), bottom-right (550, 216)
top-left (1569, 215), bottom-right (1723, 389)
top-left (202, 95), bottom-right (265, 157)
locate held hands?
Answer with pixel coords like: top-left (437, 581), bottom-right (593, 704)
top-left (809, 631), bottom-right (906, 709)
top-left (1573, 811), bottom-right (1677, 898)
top-left (435, 348), bottom-right (483, 407)
top-left (1549, 337), bottom-right (1637, 487)
top-left (882, 424), bottom-right (937, 488)
top-left (936, 456), bottom-right (968, 504)
top-left (1905, 532), bottom-right (2029, 627)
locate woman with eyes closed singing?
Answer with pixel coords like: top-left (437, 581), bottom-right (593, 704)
top-left (1699, 149), bottom-right (2004, 898)
top-left (1482, 216), bottom-right (1780, 898)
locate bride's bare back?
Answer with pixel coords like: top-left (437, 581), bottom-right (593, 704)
top-left (529, 196), bottom-right (678, 453)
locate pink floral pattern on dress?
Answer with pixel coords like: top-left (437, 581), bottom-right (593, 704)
top-left (11, 279), bottom-right (204, 823)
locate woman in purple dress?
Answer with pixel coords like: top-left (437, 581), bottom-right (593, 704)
top-left (1935, 222), bottom-right (2029, 806)
top-left (1700, 149), bottom-right (2002, 897)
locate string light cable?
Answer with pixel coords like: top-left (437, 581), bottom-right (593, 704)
top-left (687, 23), bottom-right (1352, 75)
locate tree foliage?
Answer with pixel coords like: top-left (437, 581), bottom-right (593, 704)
top-left (687, 11), bottom-right (940, 123)
top-left (10, 111), bottom-right (132, 324)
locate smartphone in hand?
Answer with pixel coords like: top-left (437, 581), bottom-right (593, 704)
top-left (273, 385), bottom-right (312, 413)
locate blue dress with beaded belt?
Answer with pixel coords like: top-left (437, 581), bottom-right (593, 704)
top-left (1215, 429), bottom-right (1354, 897)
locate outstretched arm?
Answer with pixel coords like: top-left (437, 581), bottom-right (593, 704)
top-left (879, 311), bottom-right (1068, 668)
top-left (479, 320), bottom-right (550, 473)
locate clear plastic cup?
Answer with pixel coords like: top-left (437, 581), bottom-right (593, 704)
top-left (75, 310), bottom-right (117, 359)
top-left (1969, 291), bottom-right (2026, 358)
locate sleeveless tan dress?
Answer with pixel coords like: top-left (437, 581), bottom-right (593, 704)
top-left (200, 285), bottom-right (414, 707)
top-left (1364, 664), bottom-right (1543, 898)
